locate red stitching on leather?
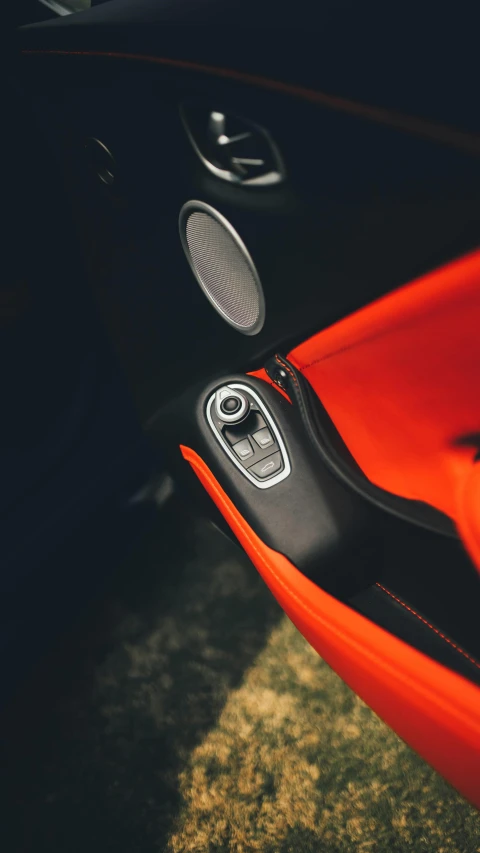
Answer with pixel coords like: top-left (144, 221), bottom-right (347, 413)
top-left (375, 583), bottom-right (480, 670)
top-left (275, 355), bottom-right (300, 391)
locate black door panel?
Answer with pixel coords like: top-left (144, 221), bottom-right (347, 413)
top-left (17, 53), bottom-right (480, 421)
top-left (20, 0), bottom-right (480, 134)
top-left (0, 76), bottom-right (155, 699)
top-left (9, 0), bottom-right (480, 809)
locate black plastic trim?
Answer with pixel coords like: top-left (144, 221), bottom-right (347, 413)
top-left (153, 373), bottom-right (386, 595)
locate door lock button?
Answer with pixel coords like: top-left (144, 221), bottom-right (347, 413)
top-left (249, 451), bottom-right (282, 480)
top-left (233, 438), bottom-right (254, 461)
top-left (252, 427), bottom-right (274, 450)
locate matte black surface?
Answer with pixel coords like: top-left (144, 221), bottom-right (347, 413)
top-left (0, 75), bottom-right (155, 700)
top-left (351, 583), bottom-right (480, 686)
top-left (152, 374), bottom-right (384, 594)
top-left (377, 522), bottom-right (480, 663)
top-left (15, 50), bottom-right (480, 423)
top-left (265, 354), bottom-right (456, 537)
top-left (19, 2), bottom-right (480, 135)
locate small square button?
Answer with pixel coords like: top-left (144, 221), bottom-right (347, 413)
top-left (233, 438), bottom-right (254, 461)
top-left (252, 427), bottom-right (274, 450)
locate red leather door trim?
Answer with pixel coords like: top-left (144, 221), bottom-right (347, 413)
top-left (180, 444), bottom-right (480, 808)
top-left (288, 250), bottom-right (480, 573)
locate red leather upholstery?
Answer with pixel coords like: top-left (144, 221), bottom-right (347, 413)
top-left (181, 444), bottom-right (480, 807)
top-left (288, 250), bottom-right (480, 574)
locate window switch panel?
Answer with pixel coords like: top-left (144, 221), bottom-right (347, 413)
top-left (206, 383), bottom-right (290, 489)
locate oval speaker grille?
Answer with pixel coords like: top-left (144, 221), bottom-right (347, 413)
top-left (179, 201), bottom-right (265, 335)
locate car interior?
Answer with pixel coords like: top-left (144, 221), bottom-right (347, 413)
top-left (2, 0), bottom-right (480, 847)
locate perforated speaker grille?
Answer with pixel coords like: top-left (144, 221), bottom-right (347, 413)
top-left (179, 202), bottom-right (265, 335)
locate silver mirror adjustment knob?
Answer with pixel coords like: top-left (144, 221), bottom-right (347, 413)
top-left (214, 386), bottom-right (250, 423)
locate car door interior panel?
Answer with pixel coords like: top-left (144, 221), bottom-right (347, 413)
top-left (10, 2), bottom-right (480, 808)
top-left (158, 374), bottom-right (383, 592)
top-left (180, 444), bottom-right (480, 809)
top-left (287, 250), bottom-right (480, 562)
top-left (17, 47), bottom-right (480, 422)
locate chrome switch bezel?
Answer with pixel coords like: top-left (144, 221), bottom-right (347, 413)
top-left (206, 383), bottom-right (291, 489)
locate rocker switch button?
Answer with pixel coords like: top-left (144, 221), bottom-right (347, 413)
top-left (233, 438), bottom-right (254, 461)
top-left (252, 427), bottom-right (274, 450)
top-left (250, 451), bottom-right (282, 479)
